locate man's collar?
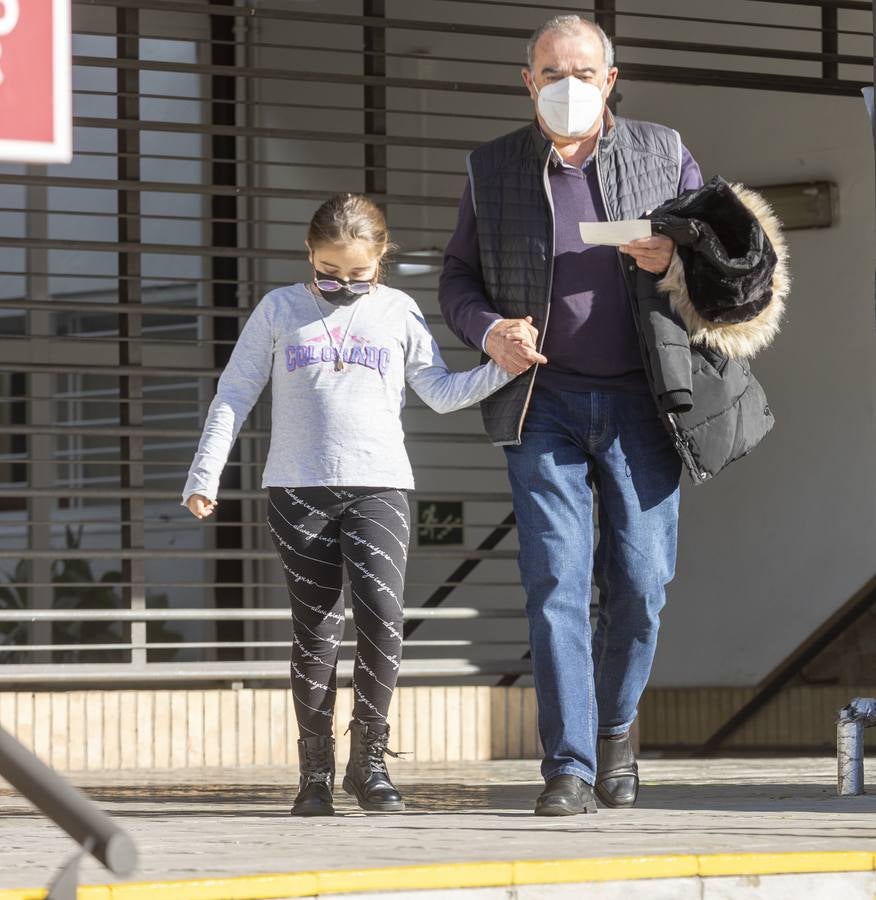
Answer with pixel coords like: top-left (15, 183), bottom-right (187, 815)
top-left (543, 124), bottom-right (602, 170)
top-left (539, 108), bottom-right (615, 168)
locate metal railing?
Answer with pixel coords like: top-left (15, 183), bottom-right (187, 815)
top-left (0, 726), bottom-right (137, 898)
top-left (0, 605), bottom-right (535, 683)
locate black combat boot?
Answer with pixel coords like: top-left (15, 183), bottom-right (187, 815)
top-left (595, 731), bottom-right (639, 808)
top-left (342, 721), bottom-right (405, 812)
top-left (291, 734), bottom-right (335, 817)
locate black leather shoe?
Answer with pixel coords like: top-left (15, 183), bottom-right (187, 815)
top-left (343, 721), bottom-right (405, 812)
top-left (292, 735), bottom-right (335, 817)
top-left (595, 732), bottom-right (639, 808)
top-left (534, 775), bottom-right (598, 816)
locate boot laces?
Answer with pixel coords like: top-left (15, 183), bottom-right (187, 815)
top-left (302, 743), bottom-right (333, 786)
top-left (303, 770), bottom-right (331, 787)
top-left (365, 729), bottom-right (402, 774)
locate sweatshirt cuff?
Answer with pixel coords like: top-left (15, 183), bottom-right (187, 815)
top-left (481, 318), bottom-right (502, 353)
top-left (181, 480), bottom-right (218, 506)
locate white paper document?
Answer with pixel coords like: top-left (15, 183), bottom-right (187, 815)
top-left (578, 220), bottom-right (652, 246)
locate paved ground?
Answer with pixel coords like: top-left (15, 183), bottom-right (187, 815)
top-left (0, 757), bottom-right (874, 890)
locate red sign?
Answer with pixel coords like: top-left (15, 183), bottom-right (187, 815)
top-left (0, 0), bottom-right (71, 163)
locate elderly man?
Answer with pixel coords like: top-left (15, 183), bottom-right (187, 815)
top-left (438, 15), bottom-right (703, 816)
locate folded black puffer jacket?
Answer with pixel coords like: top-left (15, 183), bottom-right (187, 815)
top-left (638, 176), bottom-right (790, 483)
top-left (651, 174), bottom-right (790, 359)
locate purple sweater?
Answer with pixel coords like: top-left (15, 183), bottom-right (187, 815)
top-left (439, 138), bottom-right (703, 393)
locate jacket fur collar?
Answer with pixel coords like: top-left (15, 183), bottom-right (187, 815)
top-left (653, 177), bottom-right (789, 359)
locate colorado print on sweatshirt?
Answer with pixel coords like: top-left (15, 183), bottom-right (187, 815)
top-left (285, 328), bottom-right (392, 377)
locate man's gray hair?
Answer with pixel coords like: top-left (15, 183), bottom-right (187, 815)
top-left (526, 15), bottom-right (615, 72)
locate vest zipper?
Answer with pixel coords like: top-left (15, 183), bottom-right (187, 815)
top-left (595, 140), bottom-right (688, 461)
top-left (513, 152), bottom-right (555, 443)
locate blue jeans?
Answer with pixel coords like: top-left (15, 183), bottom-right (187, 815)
top-left (504, 387), bottom-right (681, 784)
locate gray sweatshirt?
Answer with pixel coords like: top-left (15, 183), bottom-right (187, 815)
top-left (182, 282), bottom-right (512, 500)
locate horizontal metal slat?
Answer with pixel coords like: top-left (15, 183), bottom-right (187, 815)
top-left (77, 3), bottom-right (534, 39)
top-left (0, 580), bottom-right (521, 589)
top-left (0, 362), bottom-right (223, 379)
top-left (69, 55), bottom-right (872, 100)
top-left (0, 300), bottom-right (450, 322)
top-left (742, 0), bottom-right (869, 11)
top-left (0, 426), bottom-right (488, 446)
top-left (619, 62), bottom-right (867, 96)
top-left (0, 528), bottom-right (517, 540)
top-left (90, 1), bottom-right (873, 37)
top-left (72, 110), bottom-right (482, 153)
top-left (1, 638), bottom-right (526, 653)
top-left (619, 36), bottom-right (869, 67)
top-left (0, 237), bottom-right (434, 262)
top-left (74, 53), bottom-right (526, 97)
top-left (86, 25), bottom-right (874, 67)
top-left (72, 89), bottom-right (528, 125)
top-left (78, 0), bottom-right (871, 32)
top-left (0, 658), bottom-right (534, 684)
top-left (0, 173), bottom-right (461, 210)
top-left (0, 607), bottom-right (522, 622)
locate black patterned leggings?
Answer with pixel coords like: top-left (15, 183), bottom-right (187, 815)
top-left (267, 486), bottom-right (409, 738)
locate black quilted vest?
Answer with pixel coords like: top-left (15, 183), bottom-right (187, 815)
top-left (467, 118), bottom-right (682, 444)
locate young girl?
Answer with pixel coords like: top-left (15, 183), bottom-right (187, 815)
top-left (183, 193), bottom-right (521, 816)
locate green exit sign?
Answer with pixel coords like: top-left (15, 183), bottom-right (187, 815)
top-left (416, 500), bottom-right (463, 546)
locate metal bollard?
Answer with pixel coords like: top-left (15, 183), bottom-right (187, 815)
top-left (0, 724), bottom-right (137, 891)
top-left (837, 698), bottom-right (876, 797)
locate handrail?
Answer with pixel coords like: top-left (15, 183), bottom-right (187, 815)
top-left (0, 726), bottom-right (137, 895)
top-left (696, 575), bottom-right (876, 756)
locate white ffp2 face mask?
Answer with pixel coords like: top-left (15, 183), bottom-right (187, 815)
top-left (536, 76), bottom-right (605, 138)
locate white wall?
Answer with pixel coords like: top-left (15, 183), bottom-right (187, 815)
top-left (620, 82), bottom-right (875, 685)
top-left (598, 0), bottom-right (876, 684)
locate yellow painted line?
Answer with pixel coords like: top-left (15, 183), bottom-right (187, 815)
top-left (697, 850), bottom-right (876, 878)
top-left (513, 854), bottom-right (700, 884)
top-left (110, 872), bottom-right (319, 900)
top-left (316, 861), bottom-right (514, 895)
top-left (1, 851), bottom-right (874, 899)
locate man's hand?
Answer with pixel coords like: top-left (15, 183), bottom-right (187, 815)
top-left (485, 316), bottom-right (548, 376)
top-left (620, 234), bottom-right (675, 275)
top-left (186, 494), bottom-right (217, 519)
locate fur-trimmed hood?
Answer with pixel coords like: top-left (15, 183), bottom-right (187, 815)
top-left (651, 176), bottom-right (790, 359)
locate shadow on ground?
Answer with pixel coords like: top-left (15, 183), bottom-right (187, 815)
top-left (3, 780), bottom-right (874, 818)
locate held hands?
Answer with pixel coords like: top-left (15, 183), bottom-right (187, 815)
top-left (485, 316), bottom-right (548, 376)
top-left (619, 234), bottom-right (675, 275)
top-left (186, 494), bottom-right (217, 519)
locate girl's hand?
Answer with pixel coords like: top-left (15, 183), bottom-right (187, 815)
top-left (485, 316), bottom-right (547, 376)
top-left (186, 494), bottom-right (217, 519)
